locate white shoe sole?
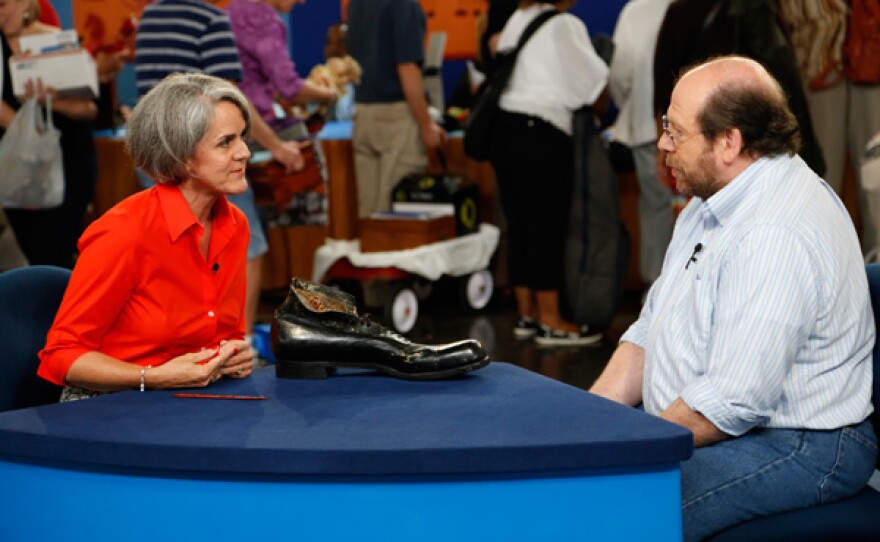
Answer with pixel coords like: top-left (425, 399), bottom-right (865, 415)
top-left (513, 328), bottom-right (538, 339)
top-left (534, 333), bottom-right (602, 346)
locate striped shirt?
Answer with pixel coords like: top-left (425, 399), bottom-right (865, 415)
top-left (622, 154), bottom-right (874, 435)
top-left (135, 0), bottom-right (243, 96)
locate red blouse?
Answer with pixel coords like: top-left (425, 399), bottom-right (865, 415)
top-left (38, 184), bottom-right (249, 386)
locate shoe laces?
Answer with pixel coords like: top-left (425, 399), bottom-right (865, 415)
top-left (359, 313), bottom-right (409, 343)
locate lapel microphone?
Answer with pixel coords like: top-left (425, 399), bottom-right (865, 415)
top-left (686, 243), bottom-right (703, 270)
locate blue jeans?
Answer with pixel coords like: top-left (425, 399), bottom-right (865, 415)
top-left (135, 169), bottom-right (267, 259)
top-left (682, 418), bottom-right (877, 541)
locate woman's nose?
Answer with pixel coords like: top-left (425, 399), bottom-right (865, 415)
top-left (235, 140), bottom-right (251, 161)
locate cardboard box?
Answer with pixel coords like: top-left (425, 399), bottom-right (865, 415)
top-left (19, 30), bottom-right (79, 54)
top-left (10, 49), bottom-right (99, 100)
top-left (360, 214), bottom-right (456, 253)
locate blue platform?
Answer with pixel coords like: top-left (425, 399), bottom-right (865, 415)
top-left (0, 362), bottom-right (692, 541)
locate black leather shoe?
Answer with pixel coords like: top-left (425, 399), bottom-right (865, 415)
top-left (271, 278), bottom-right (490, 380)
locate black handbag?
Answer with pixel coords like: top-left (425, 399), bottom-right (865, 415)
top-left (463, 10), bottom-right (560, 161)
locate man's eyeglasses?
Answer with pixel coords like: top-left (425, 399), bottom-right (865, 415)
top-left (661, 114), bottom-right (702, 148)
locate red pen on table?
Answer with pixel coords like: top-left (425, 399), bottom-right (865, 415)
top-left (173, 393), bottom-right (266, 400)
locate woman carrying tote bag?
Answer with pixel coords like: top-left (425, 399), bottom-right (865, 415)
top-left (0, 0), bottom-right (98, 269)
top-left (488, 0), bottom-right (609, 346)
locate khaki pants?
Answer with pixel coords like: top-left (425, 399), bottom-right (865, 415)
top-left (352, 102), bottom-right (427, 218)
top-left (805, 81), bottom-right (880, 251)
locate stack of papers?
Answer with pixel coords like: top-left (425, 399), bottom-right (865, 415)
top-left (10, 31), bottom-right (99, 99)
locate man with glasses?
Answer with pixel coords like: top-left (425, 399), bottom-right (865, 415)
top-left (590, 56), bottom-right (876, 541)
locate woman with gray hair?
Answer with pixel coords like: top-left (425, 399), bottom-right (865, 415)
top-left (37, 73), bottom-right (256, 400)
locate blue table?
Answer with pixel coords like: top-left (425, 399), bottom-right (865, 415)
top-left (319, 119), bottom-right (353, 141)
top-left (0, 363), bottom-right (692, 541)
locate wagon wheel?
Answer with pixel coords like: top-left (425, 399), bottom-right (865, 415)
top-left (460, 269), bottom-right (494, 311)
top-left (384, 283), bottom-right (419, 334)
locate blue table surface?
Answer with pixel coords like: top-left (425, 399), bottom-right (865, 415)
top-left (318, 119), bottom-right (352, 140)
top-left (0, 362), bottom-right (692, 477)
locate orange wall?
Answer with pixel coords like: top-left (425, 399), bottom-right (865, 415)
top-left (72, 0), bottom-right (232, 51)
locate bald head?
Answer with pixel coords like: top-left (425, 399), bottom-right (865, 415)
top-left (674, 55), bottom-right (800, 159)
top-left (681, 56), bottom-right (784, 104)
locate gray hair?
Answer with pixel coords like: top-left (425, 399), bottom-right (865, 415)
top-left (125, 73), bottom-right (251, 185)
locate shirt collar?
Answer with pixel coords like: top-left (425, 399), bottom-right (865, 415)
top-left (156, 184), bottom-right (239, 247)
top-left (701, 156), bottom-right (772, 229)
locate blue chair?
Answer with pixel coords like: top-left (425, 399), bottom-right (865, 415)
top-left (0, 265), bottom-right (70, 412)
top-left (709, 263), bottom-right (880, 541)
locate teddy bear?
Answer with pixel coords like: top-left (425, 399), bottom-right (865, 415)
top-left (282, 55), bottom-right (361, 132)
top-left (307, 55), bottom-right (362, 97)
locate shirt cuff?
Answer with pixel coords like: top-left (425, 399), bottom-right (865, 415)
top-left (680, 377), bottom-right (761, 437)
top-left (620, 319), bottom-right (647, 348)
top-left (37, 345), bottom-right (92, 387)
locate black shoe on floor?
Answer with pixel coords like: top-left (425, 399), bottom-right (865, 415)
top-left (271, 278), bottom-right (490, 380)
top-left (533, 324), bottom-right (602, 347)
top-left (513, 316), bottom-right (540, 339)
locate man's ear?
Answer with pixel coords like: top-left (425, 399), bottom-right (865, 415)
top-left (717, 127), bottom-right (744, 165)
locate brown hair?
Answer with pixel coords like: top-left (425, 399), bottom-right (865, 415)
top-left (697, 77), bottom-right (801, 158)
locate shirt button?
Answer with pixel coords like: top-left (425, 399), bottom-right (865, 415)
top-left (208, 311), bottom-right (215, 318)
top-left (527, 120), bottom-right (534, 127)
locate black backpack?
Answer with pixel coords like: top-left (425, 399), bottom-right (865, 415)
top-left (563, 107), bottom-right (630, 329)
top-left (463, 10), bottom-right (559, 161)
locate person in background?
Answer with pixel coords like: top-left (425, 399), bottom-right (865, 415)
top-left (38, 73), bottom-right (254, 401)
top-left (324, 20), bottom-right (347, 59)
top-left (488, 0), bottom-right (609, 346)
top-left (653, 0), bottom-right (825, 184)
top-left (590, 56), bottom-right (876, 541)
top-left (323, 22), bottom-right (355, 121)
top-left (88, 15), bottom-right (138, 131)
top-left (778, 0), bottom-right (880, 255)
top-left (346, 0), bottom-right (447, 218)
top-left (135, 0), bottom-right (304, 349)
top-left (480, 0), bottom-right (518, 75)
top-left (225, 0), bottom-right (337, 142)
top-left (0, 0), bottom-right (98, 269)
top-left (608, 0), bottom-right (673, 291)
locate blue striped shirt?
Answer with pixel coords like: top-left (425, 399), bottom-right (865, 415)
top-left (135, 0), bottom-right (243, 96)
top-left (622, 154), bottom-right (874, 435)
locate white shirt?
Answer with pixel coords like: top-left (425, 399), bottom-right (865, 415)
top-left (622, 155), bottom-right (874, 435)
top-left (608, 0), bottom-right (672, 146)
top-left (497, 5), bottom-right (608, 136)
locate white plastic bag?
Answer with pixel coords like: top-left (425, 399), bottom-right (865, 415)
top-left (0, 96), bottom-right (63, 209)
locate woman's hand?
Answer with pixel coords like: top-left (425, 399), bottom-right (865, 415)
top-left (216, 339), bottom-right (254, 380)
top-left (147, 342), bottom-right (250, 389)
top-left (21, 78), bottom-right (52, 102)
top-left (65, 342), bottom-right (254, 392)
top-left (22, 78), bottom-right (97, 120)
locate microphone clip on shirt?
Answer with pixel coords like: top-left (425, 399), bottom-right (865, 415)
top-left (212, 262), bottom-right (220, 274)
top-left (686, 243), bottom-right (703, 270)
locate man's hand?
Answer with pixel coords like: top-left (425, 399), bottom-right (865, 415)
top-left (397, 62), bottom-right (446, 150)
top-left (420, 121), bottom-right (447, 149)
top-left (661, 398), bottom-right (730, 448)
